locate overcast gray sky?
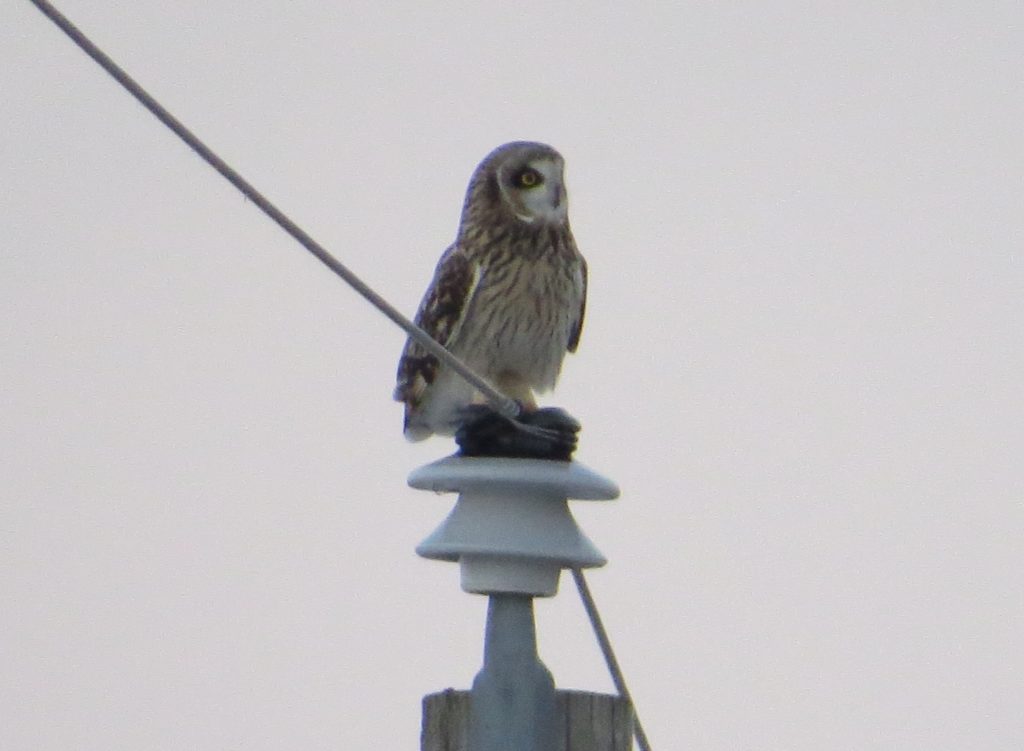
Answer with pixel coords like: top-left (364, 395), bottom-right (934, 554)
top-left (3, 2), bottom-right (1022, 749)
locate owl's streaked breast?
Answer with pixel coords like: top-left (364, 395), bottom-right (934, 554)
top-left (454, 252), bottom-right (583, 391)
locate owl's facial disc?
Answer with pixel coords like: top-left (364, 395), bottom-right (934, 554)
top-left (502, 157), bottom-right (567, 225)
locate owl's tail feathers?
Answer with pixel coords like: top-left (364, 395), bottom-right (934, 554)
top-left (395, 375), bottom-right (434, 441)
top-left (399, 369), bottom-right (477, 441)
top-left (402, 414), bottom-right (434, 442)
top-left (402, 400), bottom-right (462, 441)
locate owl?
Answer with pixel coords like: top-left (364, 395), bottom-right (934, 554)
top-left (394, 141), bottom-right (587, 441)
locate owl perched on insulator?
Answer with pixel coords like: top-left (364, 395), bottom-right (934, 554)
top-left (394, 141), bottom-right (587, 441)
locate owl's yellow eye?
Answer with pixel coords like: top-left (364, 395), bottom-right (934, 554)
top-left (517, 168), bottom-right (543, 188)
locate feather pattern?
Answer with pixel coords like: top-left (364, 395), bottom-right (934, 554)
top-left (394, 142), bottom-right (587, 440)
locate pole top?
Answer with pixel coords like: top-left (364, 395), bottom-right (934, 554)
top-left (411, 456), bottom-right (618, 596)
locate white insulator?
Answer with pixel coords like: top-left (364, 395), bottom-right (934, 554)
top-left (411, 457), bottom-right (619, 597)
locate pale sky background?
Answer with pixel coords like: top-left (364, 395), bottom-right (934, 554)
top-left (2, 2), bottom-right (1022, 749)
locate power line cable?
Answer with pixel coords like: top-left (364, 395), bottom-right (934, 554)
top-left (572, 568), bottom-right (652, 751)
top-left (27, 2), bottom-right (650, 748)
top-left (27, 0), bottom-right (520, 423)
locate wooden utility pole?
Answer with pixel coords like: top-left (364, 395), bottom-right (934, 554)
top-left (422, 689), bottom-right (633, 751)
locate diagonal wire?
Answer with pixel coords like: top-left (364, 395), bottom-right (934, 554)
top-left (28, 2), bottom-right (649, 748)
top-left (572, 569), bottom-right (652, 751)
top-left (26, 0), bottom-right (520, 423)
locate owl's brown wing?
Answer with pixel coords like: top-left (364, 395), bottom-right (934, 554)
top-left (567, 256), bottom-right (587, 353)
top-left (394, 244), bottom-right (481, 411)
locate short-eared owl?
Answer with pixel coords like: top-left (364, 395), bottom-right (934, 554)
top-left (394, 141), bottom-right (587, 440)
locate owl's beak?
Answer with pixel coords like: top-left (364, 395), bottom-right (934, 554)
top-left (552, 184), bottom-right (563, 208)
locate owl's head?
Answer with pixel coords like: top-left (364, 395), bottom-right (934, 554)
top-left (465, 141), bottom-right (568, 228)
